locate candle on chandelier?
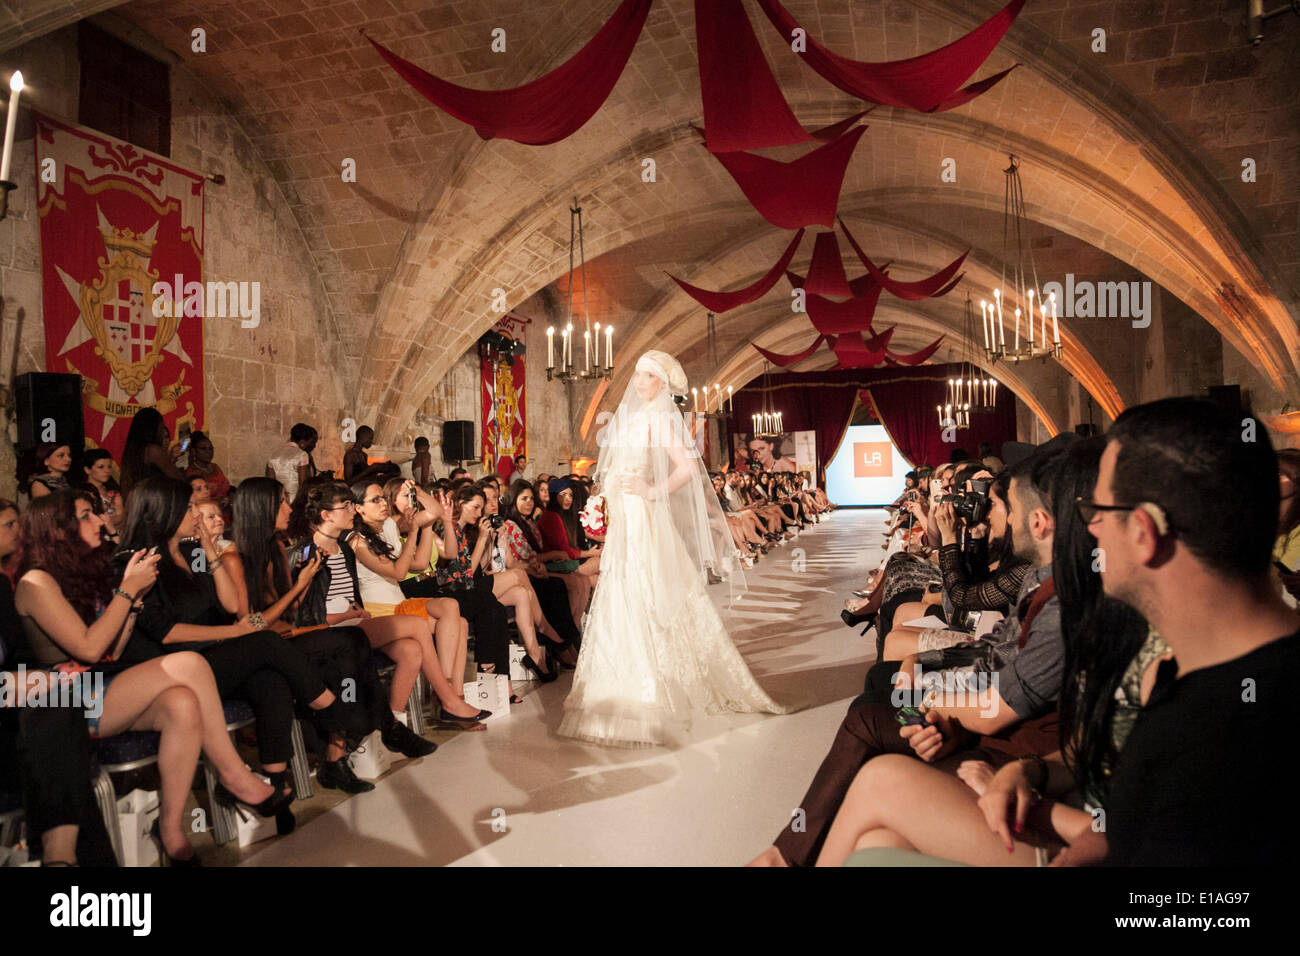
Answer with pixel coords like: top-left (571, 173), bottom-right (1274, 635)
top-left (546, 327), bottom-right (554, 369)
top-left (1040, 304), bottom-right (1047, 349)
top-left (1027, 290), bottom-right (1035, 345)
top-left (727, 385), bottom-right (733, 413)
top-left (692, 387), bottom-right (698, 413)
top-left (1051, 292), bottom-right (1059, 345)
top-left (584, 329), bottom-right (591, 372)
top-left (981, 301), bottom-right (990, 351)
top-left (594, 322), bottom-right (601, 366)
top-left (995, 289), bottom-right (1005, 346)
top-left (605, 326), bottom-right (613, 368)
top-left (1014, 308), bottom-right (1021, 352)
top-left (0, 71), bottom-right (22, 184)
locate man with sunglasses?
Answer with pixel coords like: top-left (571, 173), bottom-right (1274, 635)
top-left (1088, 397), bottom-right (1299, 865)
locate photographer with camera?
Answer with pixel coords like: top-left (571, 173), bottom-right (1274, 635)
top-left (880, 467), bottom-right (1031, 661)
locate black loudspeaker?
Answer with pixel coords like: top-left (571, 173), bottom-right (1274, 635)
top-left (441, 420), bottom-right (474, 462)
top-left (14, 372), bottom-right (85, 454)
top-left (1207, 384), bottom-right (1243, 412)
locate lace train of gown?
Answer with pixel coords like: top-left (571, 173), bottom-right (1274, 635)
top-left (557, 482), bottom-right (796, 749)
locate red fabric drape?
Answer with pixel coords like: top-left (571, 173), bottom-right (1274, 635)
top-left (840, 218), bottom-right (968, 300)
top-left (805, 230), bottom-right (852, 297)
top-left (729, 378), bottom-right (861, 484)
top-left (753, 334), bottom-right (827, 367)
top-left (755, 0), bottom-right (1025, 113)
top-left (885, 336), bottom-right (946, 366)
top-left (365, 0), bottom-right (652, 146)
top-left (709, 124), bottom-right (867, 229)
top-left (806, 285), bottom-right (884, 334)
top-left (832, 327), bottom-right (894, 367)
top-left (861, 373), bottom-right (1018, 469)
top-left (788, 259), bottom-right (890, 299)
top-left (810, 109), bottom-right (874, 141)
top-left (696, 0), bottom-right (814, 153)
top-left (667, 228), bottom-right (805, 313)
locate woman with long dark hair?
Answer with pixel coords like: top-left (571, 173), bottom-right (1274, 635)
top-left (499, 478), bottom-right (581, 665)
top-left (184, 431), bottom-right (232, 523)
top-left (11, 490), bottom-right (291, 863)
top-left (115, 477), bottom-right (344, 812)
top-left (232, 478), bottom-right (435, 793)
top-left (119, 408), bottom-right (186, 499)
top-left (536, 478), bottom-right (600, 626)
top-left (291, 480), bottom-right (489, 726)
top-left (79, 448), bottom-right (123, 536)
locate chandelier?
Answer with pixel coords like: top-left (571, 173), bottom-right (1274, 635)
top-left (750, 362), bottom-right (783, 436)
top-left (982, 156), bottom-right (1061, 365)
top-left (546, 197), bottom-right (614, 383)
top-left (695, 311), bottom-right (731, 422)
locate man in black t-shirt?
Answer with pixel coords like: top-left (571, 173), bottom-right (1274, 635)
top-left (1085, 398), bottom-right (1300, 866)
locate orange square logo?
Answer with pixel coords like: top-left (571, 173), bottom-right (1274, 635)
top-left (853, 442), bottom-right (893, 478)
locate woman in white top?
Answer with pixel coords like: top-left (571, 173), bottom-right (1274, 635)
top-left (349, 478), bottom-right (481, 713)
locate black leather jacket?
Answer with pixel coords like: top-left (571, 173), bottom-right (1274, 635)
top-left (289, 534), bottom-right (363, 627)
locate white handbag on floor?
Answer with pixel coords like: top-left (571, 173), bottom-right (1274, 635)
top-left (115, 788), bottom-right (159, 868)
top-left (464, 672), bottom-right (511, 720)
top-left (348, 729), bottom-right (393, 781)
top-left (508, 643), bottom-right (535, 682)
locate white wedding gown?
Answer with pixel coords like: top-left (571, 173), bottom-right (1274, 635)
top-left (557, 444), bottom-right (795, 748)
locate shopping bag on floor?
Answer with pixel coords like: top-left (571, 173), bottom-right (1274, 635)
top-left (508, 643), bottom-right (534, 682)
top-left (464, 672), bottom-right (511, 720)
top-left (348, 729), bottom-right (393, 781)
top-left (115, 788), bottom-right (159, 867)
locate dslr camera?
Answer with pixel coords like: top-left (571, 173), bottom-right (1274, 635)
top-left (489, 514), bottom-right (504, 529)
top-left (940, 477), bottom-right (992, 524)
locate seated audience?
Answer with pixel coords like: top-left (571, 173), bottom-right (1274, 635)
top-left (537, 478), bottom-right (601, 625)
top-left (120, 408), bottom-right (187, 500)
top-left (79, 449), bottom-right (123, 537)
top-left (25, 442), bottom-right (74, 500)
top-left (184, 431), bottom-right (231, 524)
top-left (343, 426), bottom-right (375, 483)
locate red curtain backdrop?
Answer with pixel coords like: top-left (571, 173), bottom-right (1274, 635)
top-left (366, 0), bottom-right (652, 146)
top-left (861, 375), bottom-right (1018, 468)
top-left (755, 0), bottom-right (1024, 113)
top-left (35, 113), bottom-right (206, 459)
top-left (708, 124), bottom-right (867, 229)
top-left (668, 228), bottom-right (805, 312)
top-left (729, 366), bottom-right (1018, 478)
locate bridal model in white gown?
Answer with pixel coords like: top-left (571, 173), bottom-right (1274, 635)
top-left (557, 350), bottom-right (796, 748)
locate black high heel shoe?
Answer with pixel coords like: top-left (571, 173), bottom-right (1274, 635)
top-left (150, 819), bottom-right (202, 868)
top-left (262, 769), bottom-right (297, 835)
top-left (439, 705), bottom-right (492, 724)
top-left (213, 778), bottom-right (293, 822)
top-left (841, 607), bottom-right (877, 629)
top-left (519, 648), bottom-right (559, 683)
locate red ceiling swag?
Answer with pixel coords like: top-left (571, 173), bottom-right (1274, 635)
top-left (709, 124), bottom-right (867, 230)
top-left (804, 231), bottom-right (853, 298)
top-left (753, 334), bottom-right (828, 367)
top-left (754, 0), bottom-right (1025, 113)
top-left (695, 0), bottom-right (814, 153)
top-left (840, 218), bottom-right (968, 300)
top-left (885, 336), bottom-right (946, 365)
top-left (365, 0), bottom-right (653, 146)
top-left (805, 285), bottom-right (885, 335)
top-left (667, 228), bottom-right (806, 313)
top-left (832, 328), bottom-right (895, 368)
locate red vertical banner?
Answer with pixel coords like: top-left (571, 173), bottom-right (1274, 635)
top-left (480, 315), bottom-right (528, 473)
top-left (34, 113), bottom-right (205, 457)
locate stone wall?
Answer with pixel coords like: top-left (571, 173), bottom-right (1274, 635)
top-left (0, 25), bottom-right (350, 497)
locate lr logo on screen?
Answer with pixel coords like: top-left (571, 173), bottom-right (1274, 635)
top-left (853, 443), bottom-right (893, 478)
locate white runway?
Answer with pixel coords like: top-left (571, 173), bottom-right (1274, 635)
top-left (240, 509), bottom-right (884, 866)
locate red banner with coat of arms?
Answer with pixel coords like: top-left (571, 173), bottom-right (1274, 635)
top-left (35, 113), bottom-right (204, 459)
top-left (480, 315), bottom-right (527, 476)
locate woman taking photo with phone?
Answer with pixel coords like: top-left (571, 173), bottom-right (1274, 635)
top-left (292, 480), bottom-right (489, 728)
top-left (13, 490), bottom-right (291, 864)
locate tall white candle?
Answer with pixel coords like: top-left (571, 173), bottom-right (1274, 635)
top-left (995, 290), bottom-right (1005, 346)
top-left (1, 72), bottom-right (23, 184)
top-left (692, 387), bottom-right (698, 413)
top-left (981, 301), bottom-right (990, 351)
top-left (1014, 308), bottom-right (1020, 351)
top-left (546, 327), bottom-right (554, 368)
top-left (605, 326), bottom-right (613, 368)
top-left (594, 322), bottom-right (601, 366)
top-left (1051, 293), bottom-right (1059, 345)
top-left (1040, 305), bottom-right (1046, 348)
top-left (727, 385), bottom-right (733, 413)
top-left (584, 330), bottom-right (591, 372)
top-left (1026, 290), bottom-right (1035, 345)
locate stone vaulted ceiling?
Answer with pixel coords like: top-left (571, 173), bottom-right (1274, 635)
top-left (4, 0), bottom-right (1298, 448)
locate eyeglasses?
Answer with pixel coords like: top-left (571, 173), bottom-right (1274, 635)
top-left (1076, 496), bottom-right (1172, 534)
top-left (363, 496), bottom-right (385, 505)
top-left (327, 502), bottom-right (356, 512)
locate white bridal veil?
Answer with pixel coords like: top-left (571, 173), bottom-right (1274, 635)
top-left (593, 349), bottom-right (743, 598)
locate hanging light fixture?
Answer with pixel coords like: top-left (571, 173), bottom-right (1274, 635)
top-left (946, 292), bottom-right (998, 420)
top-left (546, 196), bottom-right (614, 384)
top-left (984, 156), bottom-right (1061, 366)
top-left (750, 362), bottom-right (784, 436)
top-left (699, 311), bottom-right (728, 421)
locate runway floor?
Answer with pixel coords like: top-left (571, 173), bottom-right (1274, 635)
top-left (235, 508), bottom-right (884, 866)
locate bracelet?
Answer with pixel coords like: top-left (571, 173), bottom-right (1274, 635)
top-left (208, 554), bottom-right (223, 570)
top-left (247, 611), bottom-right (267, 630)
top-left (113, 587), bottom-right (137, 604)
top-left (1019, 754), bottom-right (1049, 792)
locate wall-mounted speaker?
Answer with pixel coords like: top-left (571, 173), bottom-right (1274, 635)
top-left (441, 420), bottom-right (474, 462)
top-left (14, 372), bottom-right (85, 454)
